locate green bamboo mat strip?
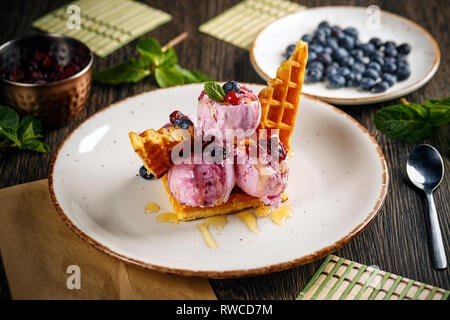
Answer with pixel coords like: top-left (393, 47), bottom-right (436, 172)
top-left (32, 0), bottom-right (171, 57)
top-left (297, 255), bottom-right (449, 300)
top-left (199, 0), bottom-right (306, 50)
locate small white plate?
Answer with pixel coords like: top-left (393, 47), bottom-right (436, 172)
top-left (49, 84), bottom-right (388, 278)
top-left (251, 6), bottom-right (440, 105)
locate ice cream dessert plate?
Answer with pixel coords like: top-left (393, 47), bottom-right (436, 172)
top-left (251, 6), bottom-right (440, 105)
top-left (49, 83), bottom-right (388, 278)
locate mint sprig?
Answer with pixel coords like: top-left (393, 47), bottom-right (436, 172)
top-left (93, 36), bottom-right (212, 87)
top-left (204, 81), bottom-right (226, 102)
top-left (374, 97), bottom-right (450, 142)
top-left (0, 106), bottom-right (49, 153)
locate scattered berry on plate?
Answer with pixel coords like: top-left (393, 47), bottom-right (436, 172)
top-left (139, 166), bottom-right (155, 180)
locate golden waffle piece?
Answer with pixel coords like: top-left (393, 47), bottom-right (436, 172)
top-left (129, 126), bottom-right (193, 178)
top-left (162, 175), bottom-right (287, 221)
top-left (258, 41), bottom-right (308, 151)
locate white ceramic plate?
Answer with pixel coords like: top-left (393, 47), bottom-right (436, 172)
top-left (251, 6), bottom-right (440, 105)
top-left (49, 84), bottom-right (388, 278)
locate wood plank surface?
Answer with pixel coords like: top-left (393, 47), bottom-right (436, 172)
top-left (0, 0), bottom-right (448, 300)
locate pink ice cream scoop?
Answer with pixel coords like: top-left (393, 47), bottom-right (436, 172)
top-left (197, 85), bottom-right (261, 141)
top-left (167, 151), bottom-right (236, 207)
top-left (235, 138), bottom-right (289, 207)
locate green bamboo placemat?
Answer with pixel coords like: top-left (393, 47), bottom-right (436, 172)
top-left (32, 0), bottom-right (171, 57)
top-left (297, 255), bottom-right (449, 300)
top-left (199, 0), bottom-right (306, 50)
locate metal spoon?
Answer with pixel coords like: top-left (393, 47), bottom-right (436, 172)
top-left (406, 144), bottom-right (447, 270)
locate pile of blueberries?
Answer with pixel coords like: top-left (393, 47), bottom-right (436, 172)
top-left (285, 21), bottom-right (411, 93)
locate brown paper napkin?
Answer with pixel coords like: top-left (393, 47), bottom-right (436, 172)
top-left (0, 179), bottom-right (217, 300)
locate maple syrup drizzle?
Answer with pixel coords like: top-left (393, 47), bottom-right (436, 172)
top-left (256, 205), bottom-right (272, 218)
top-left (237, 211), bottom-right (260, 234)
top-left (145, 202), bottom-right (160, 213)
top-left (270, 204), bottom-right (293, 226)
top-left (157, 212), bottom-right (179, 224)
top-left (197, 215), bottom-right (228, 249)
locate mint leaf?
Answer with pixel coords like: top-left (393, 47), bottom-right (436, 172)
top-left (0, 105), bottom-right (19, 129)
top-left (172, 65), bottom-right (213, 83)
top-left (204, 81), bottom-right (225, 102)
top-left (154, 66), bottom-right (185, 87)
top-left (17, 116), bottom-right (42, 142)
top-left (374, 103), bottom-right (433, 142)
top-left (424, 98), bottom-right (450, 127)
top-left (21, 139), bottom-right (50, 153)
top-left (160, 47), bottom-right (178, 67)
top-left (136, 37), bottom-right (164, 66)
top-left (93, 58), bottom-right (151, 84)
top-left (0, 106), bottom-right (48, 152)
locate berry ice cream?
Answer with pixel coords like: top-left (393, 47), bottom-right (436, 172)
top-left (167, 151), bottom-right (236, 207)
top-left (197, 83), bottom-right (261, 142)
top-left (235, 137), bottom-right (289, 207)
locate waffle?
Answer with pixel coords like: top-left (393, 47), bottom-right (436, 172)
top-left (129, 126), bottom-right (193, 178)
top-left (162, 175), bottom-right (287, 221)
top-left (258, 41), bottom-right (308, 150)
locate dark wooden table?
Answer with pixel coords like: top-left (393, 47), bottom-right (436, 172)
top-left (1, 0), bottom-right (449, 300)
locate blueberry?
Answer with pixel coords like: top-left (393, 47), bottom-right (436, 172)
top-left (384, 56), bottom-right (396, 65)
top-left (309, 44), bottom-right (324, 54)
top-left (327, 74), bottom-right (346, 88)
top-left (325, 64), bottom-right (339, 78)
top-left (338, 35), bottom-right (355, 50)
top-left (223, 81), bottom-right (240, 94)
top-left (370, 56), bottom-right (384, 67)
top-left (367, 61), bottom-right (382, 73)
top-left (318, 21), bottom-right (330, 29)
top-left (362, 68), bottom-right (379, 80)
top-left (351, 62), bottom-right (365, 73)
top-left (174, 118), bottom-right (193, 129)
top-left (285, 44), bottom-right (296, 59)
top-left (384, 45), bottom-right (398, 57)
top-left (396, 65), bottom-right (411, 81)
top-left (306, 68), bottom-right (323, 83)
top-left (360, 77), bottom-right (375, 91)
top-left (339, 55), bottom-right (354, 67)
top-left (343, 27), bottom-right (358, 38)
top-left (354, 55), bottom-right (367, 65)
top-left (350, 49), bottom-right (364, 57)
top-left (338, 67), bottom-right (351, 78)
top-left (331, 26), bottom-right (344, 39)
top-left (312, 31), bottom-right (327, 45)
top-left (323, 46), bottom-right (334, 55)
top-left (301, 34), bottom-right (313, 42)
top-left (369, 50), bottom-right (384, 61)
top-left (308, 61), bottom-right (324, 70)
top-left (371, 81), bottom-right (389, 93)
top-left (139, 166), bottom-right (155, 180)
top-left (326, 37), bottom-right (339, 50)
top-left (369, 37), bottom-right (383, 49)
top-left (346, 71), bottom-right (362, 86)
top-left (396, 58), bottom-right (409, 69)
top-left (384, 41), bottom-right (396, 49)
top-left (308, 51), bottom-right (318, 61)
top-left (332, 47), bottom-right (349, 60)
top-left (397, 43), bottom-right (411, 55)
top-left (358, 43), bottom-right (375, 56)
top-left (318, 26), bottom-right (331, 37)
top-left (317, 53), bottom-right (333, 66)
top-left (382, 73), bottom-right (397, 86)
top-left (383, 61), bottom-right (397, 74)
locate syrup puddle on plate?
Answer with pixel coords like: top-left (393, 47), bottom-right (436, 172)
top-left (196, 216), bottom-right (228, 249)
top-left (237, 211), bottom-right (260, 234)
top-left (157, 212), bottom-right (178, 224)
top-left (255, 205), bottom-right (272, 217)
top-left (145, 202), bottom-right (160, 213)
top-left (270, 203), bottom-right (293, 226)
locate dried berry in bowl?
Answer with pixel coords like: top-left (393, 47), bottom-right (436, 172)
top-left (0, 34), bottom-right (93, 127)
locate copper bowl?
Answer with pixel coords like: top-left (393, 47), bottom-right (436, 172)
top-left (0, 34), bottom-right (93, 127)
